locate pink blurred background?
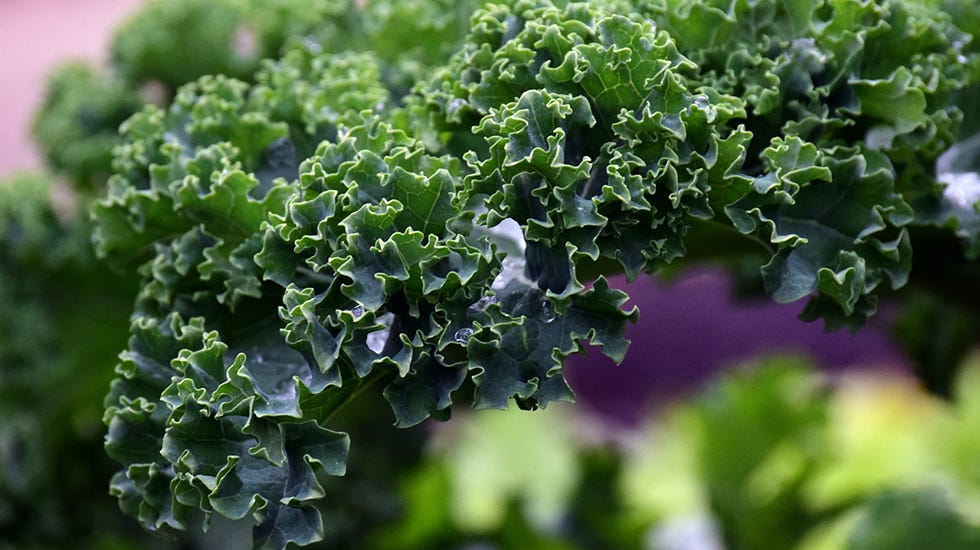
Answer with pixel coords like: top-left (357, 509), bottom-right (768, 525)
top-left (0, 0), bottom-right (142, 176)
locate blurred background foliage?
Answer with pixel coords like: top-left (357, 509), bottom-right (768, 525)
top-left (380, 355), bottom-right (980, 550)
top-left (3, 0), bottom-right (980, 548)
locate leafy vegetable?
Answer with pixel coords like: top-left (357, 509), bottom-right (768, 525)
top-left (33, 0), bottom-right (977, 547)
top-left (31, 64), bottom-right (143, 189)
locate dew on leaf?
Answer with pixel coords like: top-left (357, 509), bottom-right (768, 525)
top-left (468, 295), bottom-right (497, 313)
top-left (691, 95), bottom-right (715, 122)
top-left (541, 300), bottom-right (556, 323)
top-left (367, 313), bottom-right (394, 354)
top-left (454, 328), bottom-right (475, 342)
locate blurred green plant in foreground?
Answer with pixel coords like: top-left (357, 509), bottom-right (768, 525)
top-left (375, 355), bottom-right (980, 550)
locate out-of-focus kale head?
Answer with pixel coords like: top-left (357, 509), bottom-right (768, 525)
top-left (31, 64), bottom-right (143, 190)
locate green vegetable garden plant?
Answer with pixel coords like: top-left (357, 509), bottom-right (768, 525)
top-left (4, 0), bottom-right (980, 548)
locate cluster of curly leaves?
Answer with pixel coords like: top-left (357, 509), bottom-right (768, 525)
top-left (643, 0), bottom-right (979, 324)
top-left (423, 0), bottom-right (976, 328)
top-left (32, 0), bottom-right (485, 190)
top-left (98, 0), bottom-right (980, 547)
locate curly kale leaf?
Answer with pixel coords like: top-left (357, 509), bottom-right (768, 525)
top-left (104, 314), bottom-right (349, 548)
top-left (104, 111), bottom-right (636, 547)
top-left (92, 48), bottom-right (391, 312)
top-left (727, 140), bottom-right (913, 325)
top-left (640, 0), bottom-right (968, 322)
top-left (422, 3), bottom-right (748, 295)
top-left (262, 116), bottom-right (637, 424)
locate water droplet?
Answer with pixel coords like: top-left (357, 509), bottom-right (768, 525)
top-left (691, 95), bottom-right (716, 123)
top-left (540, 300), bottom-right (556, 323)
top-left (366, 330), bottom-right (387, 354)
top-left (958, 54), bottom-right (969, 65)
top-left (254, 353), bottom-right (264, 364)
top-left (447, 98), bottom-right (468, 118)
top-left (374, 101), bottom-right (386, 112)
top-left (468, 295), bottom-right (497, 313)
top-left (454, 328), bottom-right (475, 343)
top-left (351, 305), bottom-right (364, 318)
top-left (367, 313), bottom-right (394, 354)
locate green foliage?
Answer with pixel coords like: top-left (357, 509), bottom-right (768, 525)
top-left (847, 488), bottom-right (980, 550)
top-left (621, 358), bottom-right (980, 550)
top-left (31, 0), bottom-right (483, 193)
top-left (691, 360), bottom-right (828, 549)
top-left (86, 0), bottom-right (980, 547)
top-left (110, 0), bottom-right (265, 90)
top-left (98, 34), bottom-right (637, 544)
top-left (31, 63), bottom-right (143, 189)
top-left (0, 173), bottom-right (139, 547)
top-left (362, 358), bottom-right (980, 550)
top-left (107, 0), bottom-right (487, 99)
top-left (412, 0), bottom-right (977, 330)
top-left (653, 0), bottom-right (971, 326)
top-left (2, 0), bottom-right (974, 548)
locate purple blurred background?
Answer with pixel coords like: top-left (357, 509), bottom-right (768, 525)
top-left (564, 270), bottom-right (907, 424)
top-left (0, 1), bottom-right (911, 426)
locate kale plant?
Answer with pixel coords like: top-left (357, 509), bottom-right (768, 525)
top-left (31, 0), bottom-right (976, 547)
